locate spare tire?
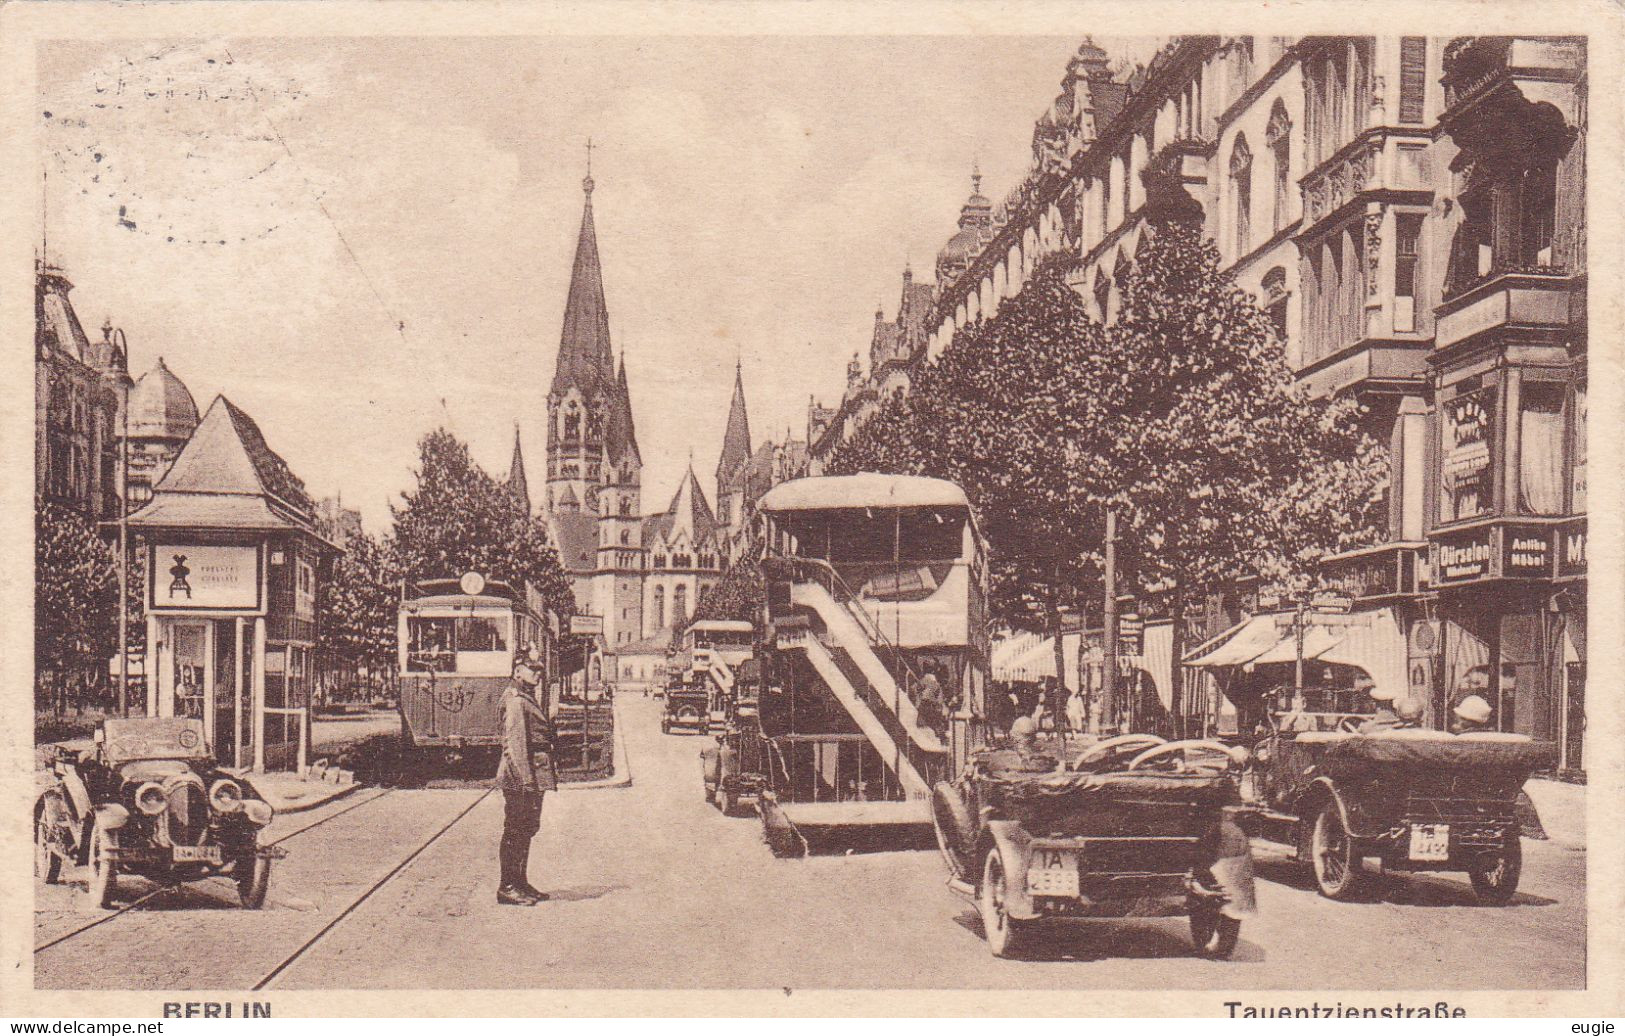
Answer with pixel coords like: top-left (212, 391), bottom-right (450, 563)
top-left (931, 782), bottom-right (977, 880)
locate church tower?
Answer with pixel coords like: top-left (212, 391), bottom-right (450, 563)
top-left (715, 360), bottom-right (752, 532)
top-left (545, 159), bottom-right (645, 649)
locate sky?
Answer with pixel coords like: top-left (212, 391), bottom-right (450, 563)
top-left (39, 35), bottom-right (1165, 532)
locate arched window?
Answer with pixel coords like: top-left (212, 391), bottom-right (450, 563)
top-left (1092, 268), bottom-right (1110, 322)
top-left (620, 529), bottom-right (630, 545)
top-left (1266, 101), bottom-right (1291, 232)
top-left (1230, 134), bottom-right (1253, 254)
top-left (563, 405), bottom-right (581, 443)
top-left (1262, 266), bottom-right (1290, 343)
top-left (652, 585), bottom-right (665, 629)
top-left (673, 585), bottom-right (688, 627)
top-left (619, 497), bottom-right (631, 516)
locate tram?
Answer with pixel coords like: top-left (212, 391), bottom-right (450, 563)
top-left (397, 572), bottom-right (559, 774)
top-left (750, 473), bottom-right (991, 853)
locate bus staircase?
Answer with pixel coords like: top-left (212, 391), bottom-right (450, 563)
top-left (697, 653), bottom-right (735, 731)
top-left (760, 561), bottom-right (948, 854)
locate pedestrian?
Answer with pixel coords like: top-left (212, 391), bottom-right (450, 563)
top-left (914, 669), bottom-right (946, 740)
top-left (495, 648), bottom-right (556, 906)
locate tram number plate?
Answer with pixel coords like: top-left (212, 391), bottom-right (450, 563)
top-left (1408, 824), bottom-right (1450, 861)
top-left (173, 845), bottom-right (222, 864)
top-left (1027, 848), bottom-right (1080, 897)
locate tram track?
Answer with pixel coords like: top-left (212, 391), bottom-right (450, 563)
top-left (250, 788), bottom-right (491, 990)
top-left (34, 786), bottom-right (399, 956)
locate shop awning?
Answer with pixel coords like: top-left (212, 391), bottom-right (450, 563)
top-left (1318, 607), bottom-right (1407, 699)
top-left (1250, 625), bottom-right (1344, 665)
top-left (993, 632), bottom-right (1055, 681)
top-left (1183, 614), bottom-right (1283, 667)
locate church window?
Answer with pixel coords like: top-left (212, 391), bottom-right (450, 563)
top-left (586, 411), bottom-right (603, 441)
top-left (620, 529), bottom-right (630, 545)
top-left (620, 497), bottom-right (631, 516)
top-left (654, 553), bottom-right (666, 569)
top-left (563, 406), bottom-right (581, 443)
top-left (653, 585), bottom-right (665, 628)
top-left (673, 585), bottom-right (688, 626)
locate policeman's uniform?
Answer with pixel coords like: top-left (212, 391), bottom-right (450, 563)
top-left (494, 661), bottom-right (556, 904)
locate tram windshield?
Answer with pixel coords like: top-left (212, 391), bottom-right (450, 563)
top-left (406, 615), bottom-right (511, 674)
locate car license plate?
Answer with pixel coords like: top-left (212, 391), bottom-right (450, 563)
top-left (1408, 824), bottom-right (1450, 861)
top-left (1026, 848), bottom-right (1080, 897)
top-left (173, 845), bottom-right (222, 864)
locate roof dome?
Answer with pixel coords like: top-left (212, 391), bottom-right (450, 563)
top-left (128, 358), bottom-right (199, 440)
top-left (936, 169), bottom-right (993, 271)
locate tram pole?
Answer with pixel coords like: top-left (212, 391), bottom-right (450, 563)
top-left (1102, 507), bottom-right (1117, 733)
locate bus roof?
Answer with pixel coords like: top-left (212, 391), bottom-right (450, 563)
top-left (687, 620), bottom-right (754, 633)
top-left (757, 473), bottom-right (970, 514)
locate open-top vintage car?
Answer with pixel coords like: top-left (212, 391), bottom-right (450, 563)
top-left (1241, 726), bottom-right (1556, 903)
top-left (34, 717), bottom-right (282, 909)
top-left (930, 733), bottom-right (1256, 959)
top-left (700, 720), bottom-right (771, 816)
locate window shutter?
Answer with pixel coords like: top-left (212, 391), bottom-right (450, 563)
top-left (1399, 38), bottom-right (1427, 124)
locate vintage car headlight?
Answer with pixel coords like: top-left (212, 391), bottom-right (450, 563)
top-left (134, 781), bottom-right (168, 815)
top-left (209, 779), bottom-right (244, 813)
top-left (242, 800), bottom-right (274, 827)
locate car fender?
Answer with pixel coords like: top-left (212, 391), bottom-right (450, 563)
top-left (1295, 776), bottom-right (1357, 846)
top-left (1211, 818), bottom-right (1257, 918)
top-left (58, 767), bottom-right (93, 820)
top-left (700, 743), bottom-right (721, 786)
top-left (981, 820), bottom-right (1037, 921)
top-left (93, 803), bottom-right (130, 831)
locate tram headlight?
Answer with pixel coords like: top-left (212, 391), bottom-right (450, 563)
top-left (134, 781), bottom-right (168, 815)
top-left (209, 779), bottom-right (244, 813)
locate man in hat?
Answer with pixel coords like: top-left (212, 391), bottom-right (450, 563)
top-left (1393, 696), bottom-right (1426, 729)
top-left (1357, 683), bottom-right (1402, 734)
top-left (1451, 694), bottom-right (1493, 734)
top-left (495, 648), bottom-right (556, 906)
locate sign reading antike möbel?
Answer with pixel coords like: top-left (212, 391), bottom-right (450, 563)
top-left (148, 543), bottom-right (263, 611)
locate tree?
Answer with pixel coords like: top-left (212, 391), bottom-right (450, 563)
top-left (389, 429), bottom-right (573, 615)
top-left (317, 529), bottom-right (400, 700)
top-left (1097, 200), bottom-right (1386, 730)
top-left (35, 502), bottom-right (119, 714)
top-left (685, 540), bottom-right (766, 634)
top-left (828, 165), bottom-right (1386, 735)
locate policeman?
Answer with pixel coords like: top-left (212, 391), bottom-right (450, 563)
top-left (495, 648), bottom-right (555, 906)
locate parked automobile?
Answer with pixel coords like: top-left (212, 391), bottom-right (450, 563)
top-left (1239, 724), bottom-right (1555, 903)
top-left (931, 733), bottom-right (1256, 959)
top-left (34, 716), bottom-right (282, 909)
top-left (700, 721), bottom-right (770, 816)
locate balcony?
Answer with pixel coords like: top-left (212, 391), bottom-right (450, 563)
top-left (1299, 131), bottom-right (1434, 233)
top-left (1435, 263), bottom-right (1579, 351)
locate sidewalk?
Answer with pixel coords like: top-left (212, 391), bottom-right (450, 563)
top-left (244, 769), bottom-right (362, 814)
top-left (1525, 777), bottom-right (1585, 851)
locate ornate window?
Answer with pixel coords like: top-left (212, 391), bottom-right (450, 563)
top-left (563, 405), bottom-right (581, 443)
top-left (1266, 101), bottom-right (1292, 231)
top-left (1262, 267), bottom-right (1290, 343)
top-left (1230, 134), bottom-right (1253, 254)
top-left (673, 584), bottom-right (688, 627)
top-left (652, 585), bottom-right (665, 628)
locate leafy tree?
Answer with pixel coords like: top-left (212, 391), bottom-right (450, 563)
top-left (686, 539), bottom-right (766, 634)
top-left (389, 428), bottom-right (573, 615)
top-left (317, 529), bottom-right (401, 699)
top-left (829, 166), bottom-right (1386, 734)
top-left (35, 502), bottom-right (118, 713)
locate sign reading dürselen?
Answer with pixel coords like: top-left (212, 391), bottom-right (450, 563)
top-left (148, 544), bottom-right (263, 611)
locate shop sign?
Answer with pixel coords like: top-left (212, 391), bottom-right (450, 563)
top-left (148, 543), bottom-right (262, 612)
top-left (569, 615), bottom-right (604, 637)
top-left (1558, 519), bottom-right (1587, 578)
top-left (1433, 528), bottom-right (1493, 584)
top-left (1321, 554), bottom-right (1396, 599)
top-left (1116, 615), bottom-right (1143, 656)
top-left (1502, 526), bottom-right (1552, 577)
top-left (1311, 591), bottom-right (1354, 614)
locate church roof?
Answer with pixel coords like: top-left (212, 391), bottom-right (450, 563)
top-left (128, 357), bottom-right (200, 441)
top-left (552, 179), bottom-right (616, 400)
top-left (550, 510), bottom-right (599, 574)
top-left (716, 361), bottom-right (752, 488)
top-left (508, 425), bottom-right (530, 514)
top-left (645, 464), bottom-right (718, 546)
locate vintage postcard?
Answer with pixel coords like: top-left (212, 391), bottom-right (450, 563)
top-left (1, 0), bottom-right (1619, 1020)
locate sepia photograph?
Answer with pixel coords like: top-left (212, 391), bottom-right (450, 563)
top-left (3, 1), bottom-right (1617, 1019)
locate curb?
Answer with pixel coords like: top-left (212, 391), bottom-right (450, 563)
top-left (559, 699), bottom-right (632, 790)
top-left (259, 778), bottom-right (364, 814)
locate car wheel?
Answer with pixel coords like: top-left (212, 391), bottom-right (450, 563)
top-left (236, 853), bottom-right (272, 910)
top-left (86, 826), bottom-right (118, 910)
top-left (979, 847), bottom-right (1030, 959)
top-left (1189, 908), bottom-right (1241, 959)
top-left (1310, 801), bottom-right (1362, 900)
top-left (1468, 830), bottom-right (1522, 906)
top-left (35, 810), bottom-right (62, 884)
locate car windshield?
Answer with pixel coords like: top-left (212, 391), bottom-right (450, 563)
top-left (100, 718), bottom-right (211, 764)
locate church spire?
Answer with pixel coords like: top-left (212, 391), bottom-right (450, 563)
top-left (509, 423), bottom-right (530, 514)
top-left (551, 164), bottom-right (614, 399)
top-left (716, 359), bottom-right (752, 490)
